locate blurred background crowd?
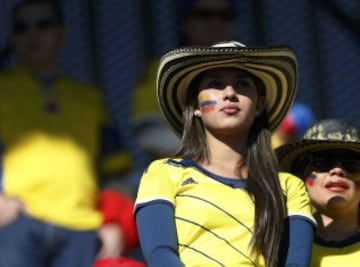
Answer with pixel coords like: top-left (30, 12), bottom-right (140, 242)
top-left (0, 0), bottom-right (359, 266)
top-left (1, 0), bottom-right (359, 190)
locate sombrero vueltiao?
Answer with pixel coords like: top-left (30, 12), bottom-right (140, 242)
top-left (276, 118), bottom-right (360, 174)
top-left (156, 41), bottom-right (298, 137)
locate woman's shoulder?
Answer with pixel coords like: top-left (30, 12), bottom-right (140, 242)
top-left (147, 158), bottom-right (192, 168)
top-left (145, 158), bottom-right (189, 172)
top-left (145, 158), bottom-right (198, 179)
top-left (141, 158), bottom-right (197, 187)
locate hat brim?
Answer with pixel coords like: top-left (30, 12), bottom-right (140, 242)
top-left (157, 46), bottom-right (298, 137)
top-left (276, 140), bottom-right (360, 174)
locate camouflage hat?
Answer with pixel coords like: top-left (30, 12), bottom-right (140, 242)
top-left (276, 118), bottom-right (360, 174)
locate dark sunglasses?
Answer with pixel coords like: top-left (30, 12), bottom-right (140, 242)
top-left (309, 151), bottom-right (360, 173)
top-left (13, 18), bottom-right (59, 35)
top-left (189, 8), bottom-right (236, 21)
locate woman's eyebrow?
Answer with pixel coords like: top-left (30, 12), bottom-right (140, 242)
top-left (202, 73), bottom-right (250, 79)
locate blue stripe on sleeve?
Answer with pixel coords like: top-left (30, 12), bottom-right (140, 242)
top-left (136, 202), bottom-right (314, 267)
top-left (135, 202), bottom-right (185, 267)
top-left (280, 217), bottom-right (315, 267)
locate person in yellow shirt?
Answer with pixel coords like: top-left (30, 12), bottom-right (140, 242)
top-left (0, 0), bottom-right (135, 266)
top-left (277, 118), bottom-right (360, 267)
top-left (135, 40), bottom-right (315, 267)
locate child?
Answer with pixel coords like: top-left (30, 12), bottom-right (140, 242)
top-left (276, 118), bottom-right (360, 267)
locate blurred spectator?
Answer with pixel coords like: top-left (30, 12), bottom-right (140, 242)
top-left (130, 0), bottom-right (238, 181)
top-left (94, 257), bottom-right (145, 267)
top-left (97, 190), bottom-right (145, 267)
top-left (272, 102), bottom-right (316, 149)
top-left (0, 0), bottom-right (139, 266)
top-left (133, 0), bottom-right (237, 121)
top-left (178, 0), bottom-right (236, 46)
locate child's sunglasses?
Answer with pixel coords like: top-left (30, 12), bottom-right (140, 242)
top-left (309, 150), bottom-right (360, 173)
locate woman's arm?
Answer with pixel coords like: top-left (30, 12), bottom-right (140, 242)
top-left (135, 202), bottom-right (185, 267)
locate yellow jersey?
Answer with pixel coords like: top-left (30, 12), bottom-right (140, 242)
top-left (0, 67), bottom-right (108, 230)
top-left (135, 158), bottom-right (315, 266)
top-left (310, 234), bottom-right (360, 267)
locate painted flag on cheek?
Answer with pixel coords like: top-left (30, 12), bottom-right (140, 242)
top-left (200, 100), bottom-right (217, 113)
top-left (305, 174), bottom-right (317, 187)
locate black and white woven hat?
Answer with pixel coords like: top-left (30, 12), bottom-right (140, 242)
top-left (156, 41), bottom-right (298, 137)
top-left (276, 118), bottom-right (360, 173)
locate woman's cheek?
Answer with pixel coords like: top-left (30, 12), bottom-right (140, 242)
top-left (199, 92), bottom-right (217, 114)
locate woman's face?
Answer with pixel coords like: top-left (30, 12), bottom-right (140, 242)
top-left (304, 150), bottom-right (360, 213)
top-left (195, 68), bottom-right (264, 136)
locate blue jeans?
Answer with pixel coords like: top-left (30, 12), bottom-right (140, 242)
top-left (0, 213), bottom-right (99, 267)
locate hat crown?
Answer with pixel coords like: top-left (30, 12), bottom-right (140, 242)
top-left (303, 119), bottom-right (359, 142)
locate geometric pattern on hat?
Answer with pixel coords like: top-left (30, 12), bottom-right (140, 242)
top-left (156, 41), bottom-right (298, 137)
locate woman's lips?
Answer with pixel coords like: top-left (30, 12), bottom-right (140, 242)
top-left (221, 105), bottom-right (239, 115)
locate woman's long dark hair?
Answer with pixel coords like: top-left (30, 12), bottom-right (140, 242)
top-left (176, 74), bottom-right (286, 267)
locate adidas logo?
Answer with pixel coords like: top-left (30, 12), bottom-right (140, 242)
top-left (181, 177), bottom-right (198, 186)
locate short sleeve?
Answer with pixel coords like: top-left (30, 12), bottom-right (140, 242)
top-left (279, 172), bottom-right (317, 226)
top-left (135, 159), bottom-right (176, 212)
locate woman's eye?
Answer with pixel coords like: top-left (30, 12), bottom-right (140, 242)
top-left (235, 80), bottom-right (251, 89)
top-left (207, 80), bottom-right (223, 89)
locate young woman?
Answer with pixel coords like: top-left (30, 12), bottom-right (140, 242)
top-left (135, 41), bottom-right (316, 267)
top-left (276, 118), bottom-right (360, 267)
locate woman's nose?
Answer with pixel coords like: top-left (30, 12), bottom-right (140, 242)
top-left (223, 85), bottom-right (238, 101)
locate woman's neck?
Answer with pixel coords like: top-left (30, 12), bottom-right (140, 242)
top-left (201, 132), bottom-right (247, 179)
